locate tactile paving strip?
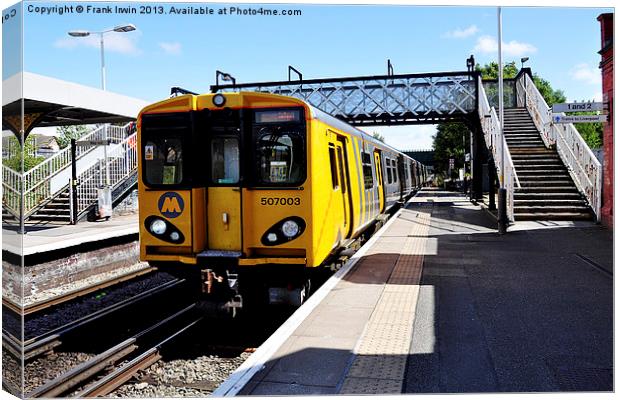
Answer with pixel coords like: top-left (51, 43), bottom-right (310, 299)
top-left (339, 210), bottom-right (431, 394)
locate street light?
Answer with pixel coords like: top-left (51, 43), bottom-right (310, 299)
top-left (67, 24), bottom-right (136, 90)
top-left (216, 70), bottom-right (237, 87)
top-left (520, 57), bottom-right (529, 69)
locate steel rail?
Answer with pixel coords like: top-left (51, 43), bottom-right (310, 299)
top-left (20, 277), bottom-right (185, 361)
top-left (26, 303), bottom-right (198, 398)
top-left (77, 314), bottom-right (204, 397)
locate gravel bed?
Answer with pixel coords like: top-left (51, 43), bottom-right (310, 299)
top-left (110, 352), bottom-right (251, 397)
top-left (2, 348), bottom-right (24, 396)
top-left (25, 270), bottom-right (176, 340)
top-left (23, 351), bottom-right (93, 394)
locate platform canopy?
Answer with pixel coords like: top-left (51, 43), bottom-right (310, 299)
top-left (2, 72), bottom-right (149, 139)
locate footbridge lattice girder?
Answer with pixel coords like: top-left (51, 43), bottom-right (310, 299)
top-left (211, 72), bottom-right (479, 126)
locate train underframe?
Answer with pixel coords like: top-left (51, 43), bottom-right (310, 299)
top-left (153, 206), bottom-right (400, 317)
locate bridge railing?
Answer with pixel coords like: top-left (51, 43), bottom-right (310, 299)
top-left (477, 76), bottom-right (520, 222)
top-left (482, 79), bottom-right (517, 109)
top-left (516, 72), bottom-right (602, 221)
top-left (2, 123), bottom-right (131, 218)
top-left (212, 71), bottom-right (478, 125)
top-left (75, 132), bottom-right (138, 217)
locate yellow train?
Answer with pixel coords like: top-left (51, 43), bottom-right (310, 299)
top-left (138, 91), bottom-right (426, 311)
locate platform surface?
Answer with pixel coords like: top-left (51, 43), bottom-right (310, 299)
top-left (2, 214), bottom-right (138, 256)
top-left (219, 188), bottom-right (613, 395)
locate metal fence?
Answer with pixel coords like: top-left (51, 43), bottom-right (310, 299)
top-left (516, 73), bottom-right (602, 221)
top-left (477, 76), bottom-right (520, 222)
top-left (2, 123), bottom-right (132, 218)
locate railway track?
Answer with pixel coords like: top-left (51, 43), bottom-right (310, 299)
top-left (27, 304), bottom-right (202, 398)
top-left (3, 275), bottom-right (187, 362)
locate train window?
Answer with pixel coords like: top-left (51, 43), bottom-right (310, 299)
top-left (361, 151), bottom-right (373, 189)
top-left (144, 137), bottom-right (184, 185)
top-left (211, 137), bottom-right (239, 184)
top-left (328, 146), bottom-right (339, 190)
top-left (255, 125), bottom-right (305, 185)
top-left (337, 147), bottom-right (347, 194)
top-left (386, 160), bottom-right (393, 184)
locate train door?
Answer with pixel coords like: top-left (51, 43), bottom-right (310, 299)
top-left (207, 128), bottom-right (242, 251)
top-left (374, 150), bottom-right (385, 213)
top-left (335, 138), bottom-right (352, 237)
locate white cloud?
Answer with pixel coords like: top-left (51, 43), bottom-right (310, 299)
top-left (473, 35), bottom-right (537, 57)
top-left (442, 25), bottom-right (479, 39)
top-left (570, 63), bottom-right (601, 85)
top-left (54, 31), bottom-right (140, 55)
top-left (159, 42), bottom-right (182, 55)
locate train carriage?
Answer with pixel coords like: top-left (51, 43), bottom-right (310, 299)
top-left (138, 91), bottom-right (425, 311)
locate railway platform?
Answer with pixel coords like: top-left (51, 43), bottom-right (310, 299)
top-left (2, 214), bottom-right (138, 257)
top-left (215, 188), bottom-right (613, 395)
top-left (2, 214), bottom-right (142, 309)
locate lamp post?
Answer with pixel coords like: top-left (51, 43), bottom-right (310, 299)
top-left (68, 24), bottom-right (136, 91)
top-left (497, 7), bottom-right (508, 234)
top-left (216, 70), bottom-right (237, 88)
top-left (67, 24), bottom-right (135, 205)
top-left (520, 56), bottom-right (529, 69)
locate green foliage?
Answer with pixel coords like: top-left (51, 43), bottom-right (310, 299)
top-left (571, 100), bottom-right (603, 149)
top-left (432, 122), bottom-right (470, 179)
top-left (372, 131), bottom-right (385, 142)
top-left (531, 75), bottom-right (566, 106)
top-left (574, 122), bottom-right (603, 148)
top-left (56, 125), bottom-right (89, 149)
top-left (476, 61), bottom-right (518, 79)
top-left (3, 135), bottom-right (45, 172)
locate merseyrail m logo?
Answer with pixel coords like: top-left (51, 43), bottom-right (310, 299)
top-left (158, 192), bottom-right (184, 218)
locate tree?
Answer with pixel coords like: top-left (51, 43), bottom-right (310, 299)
top-left (372, 131), bottom-right (385, 142)
top-left (4, 135), bottom-right (45, 172)
top-left (432, 122), bottom-right (470, 180)
top-left (56, 125), bottom-right (89, 149)
top-left (476, 61), bottom-right (518, 79)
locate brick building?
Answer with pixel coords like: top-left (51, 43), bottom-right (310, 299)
top-left (598, 13), bottom-right (613, 228)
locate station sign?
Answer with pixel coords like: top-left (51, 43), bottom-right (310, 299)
top-left (552, 102), bottom-right (604, 113)
top-left (76, 139), bottom-right (111, 146)
top-left (552, 114), bottom-right (607, 124)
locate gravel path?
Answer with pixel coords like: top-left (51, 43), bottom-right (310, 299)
top-left (110, 352), bottom-right (251, 397)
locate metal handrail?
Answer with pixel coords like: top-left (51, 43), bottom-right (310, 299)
top-left (477, 76), bottom-right (519, 222)
top-left (75, 133), bottom-right (138, 217)
top-left (517, 73), bottom-right (602, 221)
top-left (2, 123), bottom-right (132, 216)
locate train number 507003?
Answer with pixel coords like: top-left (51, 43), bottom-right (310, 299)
top-left (260, 197), bottom-right (301, 206)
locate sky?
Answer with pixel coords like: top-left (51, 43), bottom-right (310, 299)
top-left (1, 0), bottom-right (613, 149)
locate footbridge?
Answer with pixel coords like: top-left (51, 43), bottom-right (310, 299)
top-left (2, 73), bottom-right (147, 225)
top-left (211, 61), bottom-right (602, 223)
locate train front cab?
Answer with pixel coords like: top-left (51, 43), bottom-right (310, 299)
top-left (138, 93), bottom-right (316, 309)
top-left (138, 92), bottom-right (392, 312)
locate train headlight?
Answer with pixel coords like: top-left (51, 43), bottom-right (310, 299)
top-left (150, 219), bottom-right (167, 235)
top-left (213, 94), bottom-right (226, 107)
top-left (281, 220), bottom-right (300, 238)
top-left (170, 232), bottom-right (180, 241)
top-left (267, 233), bottom-right (278, 242)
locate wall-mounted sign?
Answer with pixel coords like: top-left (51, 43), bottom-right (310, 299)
top-left (552, 102), bottom-right (604, 113)
top-left (552, 114), bottom-right (608, 124)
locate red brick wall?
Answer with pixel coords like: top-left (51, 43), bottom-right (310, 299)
top-left (598, 13), bottom-right (613, 228)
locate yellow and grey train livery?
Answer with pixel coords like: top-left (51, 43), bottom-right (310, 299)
top-left (137, 91), bottom-right (426, 310)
